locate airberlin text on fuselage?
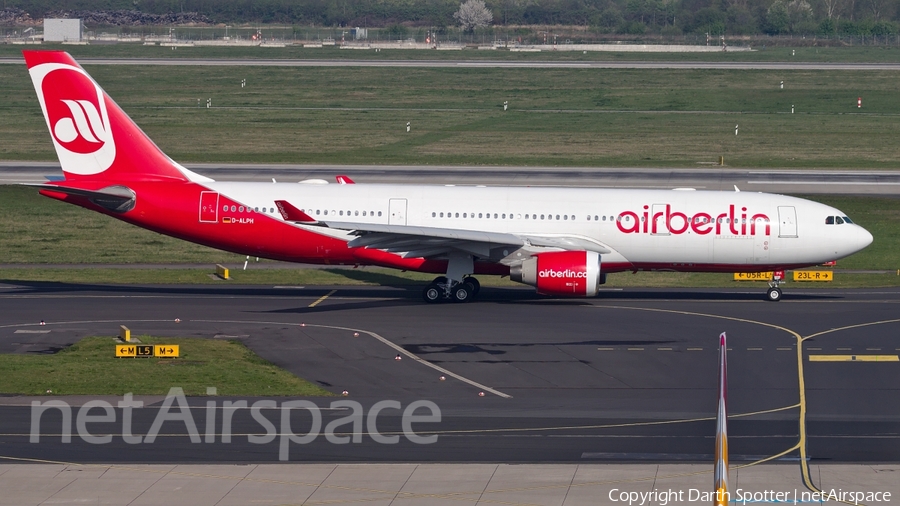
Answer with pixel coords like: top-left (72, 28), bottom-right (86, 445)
top-left (539, 269), bottom-right (588, 279)
top-left (617, 204), bottom-right (771, 236)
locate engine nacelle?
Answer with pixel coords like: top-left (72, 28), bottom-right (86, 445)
top-left (509, 251), bottom-right (603, 297)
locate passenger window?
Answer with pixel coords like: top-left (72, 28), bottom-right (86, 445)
top-left (316, 210), bottom-right (320, 215)
top-left (540, 215), bottom-right (545, 220)
top-left (340, 211), bottom-right (344, 216)
top-left (502, 214), bottom-right (506, 219)
top-left (564, 215), bottom-right (568, 220)
top-left (825, 216), bottom-right (834, 225)
top-left (363, 211), bottom-right (367, 216)
top-left (463, 213), bottom-right (467, 218)
top-left (525, 214), bottom-right (529, 219)
top-left (555, 215), bottom-right (560, 220)
top-left (432, 212), bottom-right (436, 217)
top-left (478, 213), bottom-right (482, 218)
top-left (378, 211), bottom-right (382, 217)
top-left (440, 212), bottom-right (444, 218)
top-left (835, 216), bottom-right (844, 224)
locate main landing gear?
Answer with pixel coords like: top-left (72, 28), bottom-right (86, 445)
top-left (422, 276), bottom-right (481, 303)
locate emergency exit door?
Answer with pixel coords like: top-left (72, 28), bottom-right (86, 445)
top-left (778, 206), bottom-right (798, 238)
top-left (199, 191), bottom-right (219, 223)
top-left (389, 199), bottom-right (407, 225)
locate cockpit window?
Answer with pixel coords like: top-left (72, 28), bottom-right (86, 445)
top-left (825, 215), bottom-right (851, 225)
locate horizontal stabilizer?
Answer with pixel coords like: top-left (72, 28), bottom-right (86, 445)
top-left (26, 183), bottom-right (136, 213)
top-left (275, 200), bottom-right (317, 223)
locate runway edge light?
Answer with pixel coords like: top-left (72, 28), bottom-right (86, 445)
top-left (714, 332), bottom-right (729, 506)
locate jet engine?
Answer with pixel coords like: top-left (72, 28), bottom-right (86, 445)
top-left (509, 251), bottom-right (604, 297)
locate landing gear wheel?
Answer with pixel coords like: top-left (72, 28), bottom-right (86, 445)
top-left (463, 276), bottom-right (480, 295)
top-left (766, 287), bottom-right (783, 302)
top-left (452, 283), bottom-right (473, 303)
top-left (422, 284), bottom-right (442, 303)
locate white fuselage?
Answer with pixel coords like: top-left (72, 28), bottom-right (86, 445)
top-left (207, 182), bottom-right (872, 271)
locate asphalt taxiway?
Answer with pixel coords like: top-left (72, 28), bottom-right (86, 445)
top-left (4, 162), bottom-right (900, 194)
top-left (5, 57), bottom-right (900, 70)
top-left (0, 282), bottom-right (897, 465)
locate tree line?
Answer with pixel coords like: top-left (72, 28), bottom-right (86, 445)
top-left (4, 0), bottom-right (900, 37)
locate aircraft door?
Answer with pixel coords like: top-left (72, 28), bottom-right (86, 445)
top-left (389, 198), bottom-right (408, 225)
top-left (778, 206), bottom-right (798, 238)
top-left (199, 191), bottom-right (219, 223)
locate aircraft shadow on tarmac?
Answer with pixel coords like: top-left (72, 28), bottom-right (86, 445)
top-left (402, 339), bottom-right (680, 360)
top-left (1, 280), bottom-right (842, 312)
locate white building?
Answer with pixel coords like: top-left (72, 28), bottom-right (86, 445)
top-left (43, 19), bottom-right (82, 42)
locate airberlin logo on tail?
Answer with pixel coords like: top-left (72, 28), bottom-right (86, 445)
top-left (617, 204), bottom-right (771, 236)
top-left (54, 99), bottom-right (106, 152)
top-left (30, 62), bottom-right (116, 175)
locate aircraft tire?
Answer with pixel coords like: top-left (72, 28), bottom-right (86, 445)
top-left (766, 287), bottom-right (783, 302)
top-left (464, 276), bottom-right (480, 295)
top-left (452, 283), bottom-right (473, 303)
top-left (423, 284), bottom-right (443, 303)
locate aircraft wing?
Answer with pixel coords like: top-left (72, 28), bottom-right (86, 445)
top-left (319, 220), bottom-right (610, 260)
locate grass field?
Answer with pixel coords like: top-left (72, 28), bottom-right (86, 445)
top-left (0, 336), bottom-right (332, 396)
top-left (3, 61), bottom-right (900, 167)
top-left (1, 185), bottom-right (898, 287)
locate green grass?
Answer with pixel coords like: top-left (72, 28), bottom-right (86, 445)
top-left (1, 186), bottom-right (898, 288)
top-left (4, 62), bottom-right (900, 167)
top-left (0, 336), bottom-right (332, 396)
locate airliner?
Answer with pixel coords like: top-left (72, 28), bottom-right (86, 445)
top-left (21, 51), bottom-right (872, 302)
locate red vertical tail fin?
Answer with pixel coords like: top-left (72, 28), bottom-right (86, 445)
top-left (23, 50), bottom-right (209, 184)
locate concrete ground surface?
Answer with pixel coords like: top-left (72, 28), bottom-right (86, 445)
top-left (0, 463), bottom-right (896, 506)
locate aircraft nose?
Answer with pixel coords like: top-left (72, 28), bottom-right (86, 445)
top-left (857, 226), bottom-right (874, 251)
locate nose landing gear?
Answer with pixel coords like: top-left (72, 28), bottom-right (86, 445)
top-left (765, 272), bottom-right (785, 302)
